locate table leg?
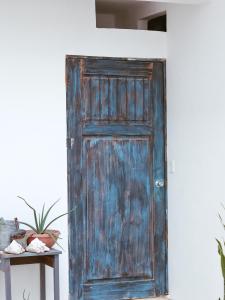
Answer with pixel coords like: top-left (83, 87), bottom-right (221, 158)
top-left (53, 255), bottom-right (60, 300)
top-left (4, 259), bottom-right (12, 300)
top-left (40, 263), bottom-right (46, 300)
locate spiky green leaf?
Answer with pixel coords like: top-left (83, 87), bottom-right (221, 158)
top-left (17, 196), bottom-right (39, 231)
top-left (40, 199), bottom-right (60, 232)
top-left (19, 221), bottom-right (37, 233)
top-left (43, 211), bottom-right (71, 233)
top-left (216, 239), bottom-right (225, 279)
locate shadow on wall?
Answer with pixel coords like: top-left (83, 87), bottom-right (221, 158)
top-left (95, 0), bottom-right (167, 31)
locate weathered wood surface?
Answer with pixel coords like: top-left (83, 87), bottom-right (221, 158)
top-left (0, 250), bottom-right (61, 300)
top-left (0, 248), bottom-right (61, 259)
top-left (66, 56), bottom-right (167, 300)
top-left (0, 220), bottom-right (17, 251)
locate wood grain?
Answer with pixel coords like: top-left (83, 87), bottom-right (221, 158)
top-left (66, 56), bottom-right (167, 300)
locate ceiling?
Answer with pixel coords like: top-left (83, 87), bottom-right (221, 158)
top-left (96, 0), bottom-right (148, 13)
top-left (96, 0), bottom-right (208, 7)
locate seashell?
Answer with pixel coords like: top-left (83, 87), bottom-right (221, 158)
top-left (26, 238), bottom-right (50, 253)
top-left (4, 240), bottom-right (25, 254)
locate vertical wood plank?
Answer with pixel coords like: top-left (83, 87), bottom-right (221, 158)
top-left (152, 62), bottom-right (167, 296)
top-left (127, 79), bottom-right (135, 120)
top-left (135, 79), bottom-right (144, 121)
top-left (109, 78), bottom-right (117, 120)
top-left (100, 78), bottom-right (109, 120)
top-left (117, 78), bottom-right (127, 120)
top-left (83, 77), bottom-right (91, 120)
top-left (66, 57), bottom-right (84, 300)
top-left (91, 77), bottom-right (100, 119)
top-left (143, 78), bottom-right (150, 122)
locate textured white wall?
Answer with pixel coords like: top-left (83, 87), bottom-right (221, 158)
top-left (0, 0), bottom-right (166, 299)
top-left (167, 1), bottom-right (225, 299)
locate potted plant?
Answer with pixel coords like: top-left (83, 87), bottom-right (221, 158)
top-left (18, 196), bottom-right (72, 248)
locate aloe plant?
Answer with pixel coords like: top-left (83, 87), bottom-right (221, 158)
top-left (18, 196), bottom-right (71, 234)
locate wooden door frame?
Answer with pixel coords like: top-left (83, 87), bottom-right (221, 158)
top-left (66, 55), bottom-right (168, 299)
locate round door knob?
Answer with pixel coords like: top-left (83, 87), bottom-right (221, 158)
top-left (155, 180), bottom-right (164, 188)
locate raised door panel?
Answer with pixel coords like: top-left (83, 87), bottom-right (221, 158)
top-left (84, 137), bottom-right (153, 281)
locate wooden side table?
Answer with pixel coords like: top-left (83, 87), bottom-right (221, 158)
top-left (0, 249), bottom-right (62, 300)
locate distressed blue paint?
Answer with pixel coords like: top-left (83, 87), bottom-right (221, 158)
top-left (109, 78), bottom-right (117, 120)
top-left (83, 77), bottom-right (91, 120)
top-left (144, 78), bottom-right (151, 122)
top-left (83, 124), bottom-right (152, 136)
top-left (83, 72), bottom-right (152, 122)
top-left (66, 56), bottom-right (167, 300)
top-left (117, 78), bottom-right (127, 120)
top-left (84, 58), bottom-right (153, 78)
top-left (85, 138), bottom-right (152, 280)
top-left (135, 79), bottom-right (144, 120)
top-left (152, 62), bottom-right (168, 296)
top-left (99, 78), bottom-right (109, 119)
top-left (83, 280), bottom-right (156, 300)
top-left (66, 57), bottom-right (84, 300)
top-left (127, 79), bottom-right (135, 120)
top-left (91, 78), bottom-right (100, 119)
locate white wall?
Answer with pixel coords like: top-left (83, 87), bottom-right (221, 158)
top-left (167, 1), bottom-right (225, 299)
top-left (0, 1), bottom-right (166, 299)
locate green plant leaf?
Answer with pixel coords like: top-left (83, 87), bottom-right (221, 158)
top-left (19, 221), bottom-right (37, 233)
top-left (216, 239), bottom-right (225, 279)
top-left (43, 211), bottom-right (71, 232)
top-left (38, 213), bottom-right (41, 232)
top-left (39, 203), bottom-right (46, 232)
top-left (17, 196), bottom-right (39, 231)
top-left (219, 214), bottom-right (225, 231)
top-left (40, 199), bottom-right (60, 233)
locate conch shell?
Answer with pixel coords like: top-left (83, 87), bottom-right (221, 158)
top-left (4, 240), bottom-right (25, 254)
top-left (26, 238), bottom-right (50, 253)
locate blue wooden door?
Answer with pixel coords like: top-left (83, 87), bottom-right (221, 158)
top-left (66, 56), bottom-right (167, 300)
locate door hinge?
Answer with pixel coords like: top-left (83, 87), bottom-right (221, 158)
top-left (67, 137), bottom-right (75, 149)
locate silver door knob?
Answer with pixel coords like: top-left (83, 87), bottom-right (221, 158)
top-left (155, 180), bottom-right (164, 188)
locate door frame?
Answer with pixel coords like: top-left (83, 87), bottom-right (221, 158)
top-left (66, 55), bottom-right (168, 299)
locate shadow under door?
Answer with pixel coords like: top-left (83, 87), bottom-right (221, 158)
top-left (66, 56), bottom-right (167, 300)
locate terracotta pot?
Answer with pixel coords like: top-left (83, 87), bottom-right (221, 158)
top-left (27, 230), bottom-right (60, 248)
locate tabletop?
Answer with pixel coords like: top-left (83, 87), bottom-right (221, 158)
top-left (0, 248), bottom-right (62, 260)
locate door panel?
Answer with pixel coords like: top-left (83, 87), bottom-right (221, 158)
top-left (85, 137), bottom-right (153, 280)
top-left (83, 76), bottom-right (152, 122)
top-left (66, 56), bottom-right (167, 300)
